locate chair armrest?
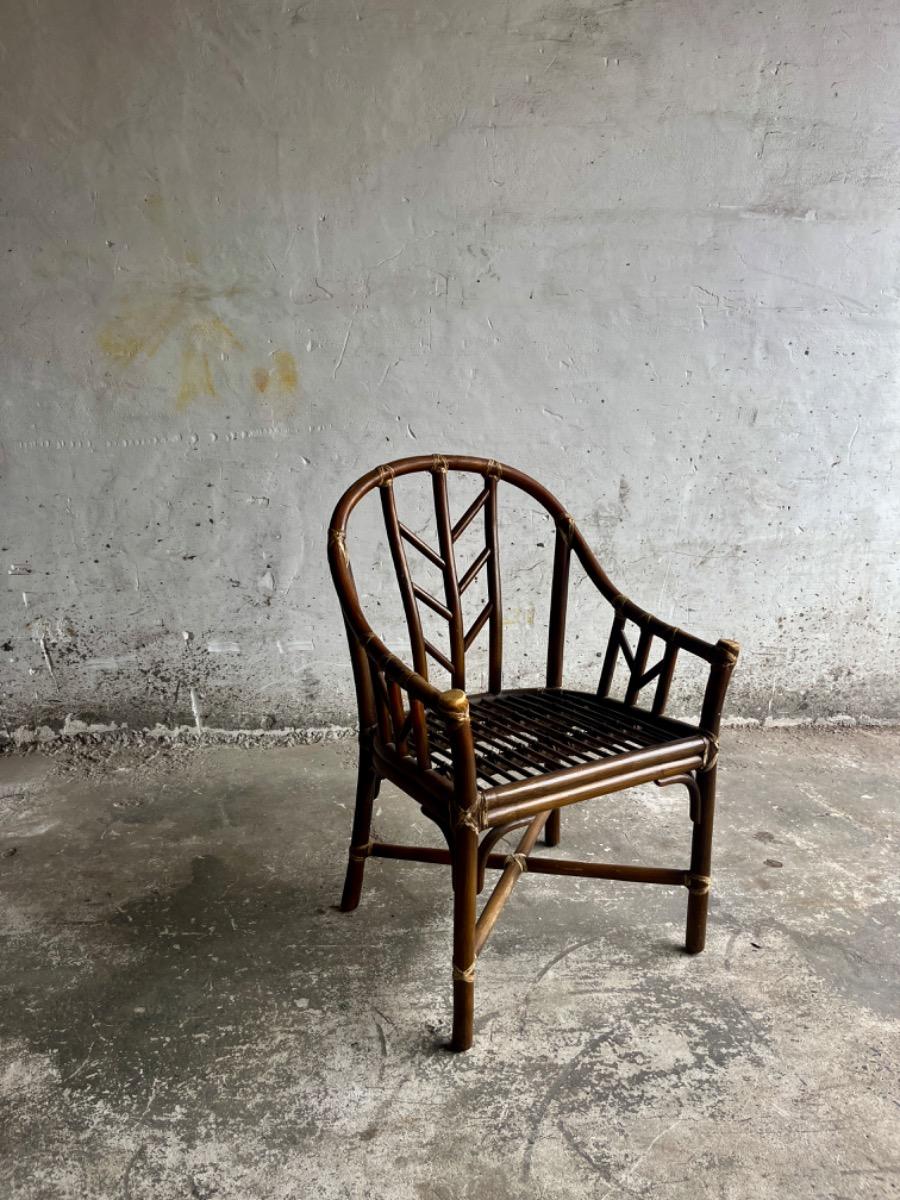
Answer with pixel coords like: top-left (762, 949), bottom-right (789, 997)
top-left (568, 527), bottom-right (729, 664)
top-left (361, 636), bottom-right (480, 811)
top-left (618, 595), bottom-right (737, 671)
top-left (361, 632), bottom-right (481, 725)
top-left (618, 605), bottom-right (739, 740)
top-left (569, 530), bottom-right (739, 732)
top-left (330, 526), bottom-right (479, 807)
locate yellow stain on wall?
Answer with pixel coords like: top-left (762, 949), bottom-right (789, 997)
top-left (98, 300), bottom-right (183, 364)
top-left (190, 316), bottom-right (243, 353)
top-left (175, 319), bottom-right (244, 410)
top-left (98, 261), bottom-right (298, 414)
top-left (251, 350), bottom-right (299, 404)
top-left (273, 350), bottom-right (298, 392)
top-left (177, 345), bottom-right (216, 410)
top-left (99, 292), bottom-right (246, 411)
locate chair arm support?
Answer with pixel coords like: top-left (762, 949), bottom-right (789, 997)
top-left (438, 688), bottom-right (482, 820)
top-left (698, 637), bottom-right (741, 739)
top-left (361, 649), bottom-right (481, 817)
top-left (361, 633), bottom-right (479, 732)
top-left (616, 598), bottom-right (739, 734)
top-left (633, 611), bottom-right (739, 735)
top-left (570, 531), bottom-right (740, 730)
top-left (359, 630), bottom-right (446, 711)
top-left (570, 528), bottom-right (738, 663)
top-left (568, 531), bottom-right (728, 662)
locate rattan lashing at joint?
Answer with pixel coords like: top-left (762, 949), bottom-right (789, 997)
top-left (443, 707), bottom-right (471, 725)
top-left (718, 638), bottom-right (741, 666)
top-left (484, 459), bottom-right (503, 479)
top-left (557, 511), bottom-right (577, 545)
top-left (432, 454), bottom-right (449, 474)
top-left (328, 528), bottom-right (349, 562)
top-left (454, 804), bottom-right (484, 833)
top-left (453, 962), bottom-right (476, 983)
top-left (377, 464), bottom-right (395, 487)
top-left (505, 852), bottom-right (528, 873)
top-left (702, 735), bottom-right (720, 772)
top-left (684, 873), bottom-right (711, 896)
top-left (349, 842), bottom-right (373, 863)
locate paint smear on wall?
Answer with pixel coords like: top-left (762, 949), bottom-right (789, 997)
top-left (98, 300), bottom-right (183, 364)
top-left (176, 318), bottom-right (243, 410)
top-left (98, 283), bottom-right (244, 411)
top-left (177, 345), bottom-right (216, 409)
top-left (99, 278), bottom-right (297, 414)
top-left (273, 350), bottom-right (298, 391)
top-left (252, 350), bottom-right (299, 406)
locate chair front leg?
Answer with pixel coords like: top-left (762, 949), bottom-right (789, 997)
top-left (450, 821), bottom-right (478, 1052)
top-left (339, 729), bottom-right (381, 913)
top-left (685, 763), bottom-right (716, 953)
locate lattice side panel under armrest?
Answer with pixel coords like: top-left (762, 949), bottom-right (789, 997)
top-left (597, 610), bottom-right (680, 716)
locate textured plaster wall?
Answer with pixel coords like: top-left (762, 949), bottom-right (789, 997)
top-left (1, 0), bottom-right (898, 731)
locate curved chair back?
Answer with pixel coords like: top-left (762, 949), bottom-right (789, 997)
top-left (330, 453), bottom-right (603, 682)
top-left (330, 454), bottom-right (624, 754)
top-left (329, 453), bottom-right (732, 769)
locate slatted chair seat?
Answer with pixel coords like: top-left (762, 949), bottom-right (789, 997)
top-left (426, 688), bottom-right (708, 794)
top-left (328, 454), bottom-right (739, 1051)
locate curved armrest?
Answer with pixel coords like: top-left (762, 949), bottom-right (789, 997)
top-left (569, 528), bottom-right (726, 664)
top-left (567, 527), bottom-right (740, 731)
top-left (362, 631), bottom-right (476, 724)
top-left (329, 524), bottom-right (479, 809)
top-left (361, 634), bottom-right (480, 808)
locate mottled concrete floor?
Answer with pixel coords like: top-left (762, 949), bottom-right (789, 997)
top-left (1, 728), bottom-right (898, 1199)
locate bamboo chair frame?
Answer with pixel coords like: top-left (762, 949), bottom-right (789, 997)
top-left (328, 454), bottom-right (739, 1051)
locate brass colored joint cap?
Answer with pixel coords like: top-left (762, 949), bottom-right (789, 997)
top-left (440, 688), bottom-right (469, 715)
top-left (718, 638), bottom-right (741, 662)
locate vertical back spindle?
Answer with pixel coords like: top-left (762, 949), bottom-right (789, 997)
top-left (484, 476), bottom-right (503, 693)
top-left (432, 469), bottom-right (466, 689)
top-left (380, 480), bottom-right (431, 764)
top-left (546, 520), bottom-right (572, 688)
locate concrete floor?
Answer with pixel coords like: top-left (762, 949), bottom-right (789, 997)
top-left (1, 728), bottom-right (898, 1199)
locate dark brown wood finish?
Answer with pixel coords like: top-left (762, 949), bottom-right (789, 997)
top-left (328, 454), bottom-right (739, 1051)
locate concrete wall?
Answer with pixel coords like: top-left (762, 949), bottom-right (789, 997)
top-left (2, 0), bottom-right (898, 733)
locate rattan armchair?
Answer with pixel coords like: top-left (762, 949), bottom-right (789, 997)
top-left (328, 454), bottom-right (739, 1051)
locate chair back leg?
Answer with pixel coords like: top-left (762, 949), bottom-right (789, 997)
top-left (544, 808), bottom-right (561, 847)
top-left (339, 732), bottom-right (381, 913)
